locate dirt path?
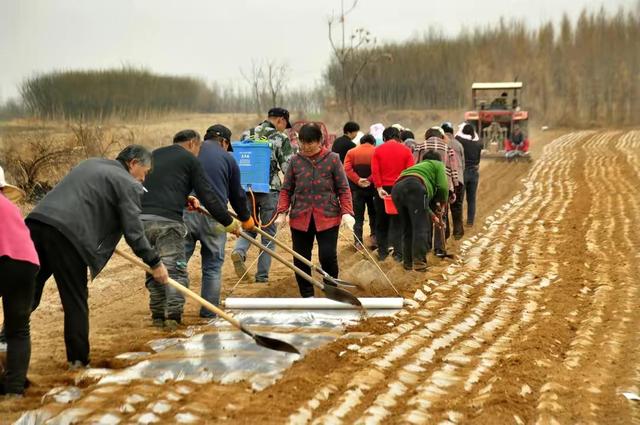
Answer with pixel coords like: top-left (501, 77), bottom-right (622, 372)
top-left (7, 129), bottom-right (640, 424)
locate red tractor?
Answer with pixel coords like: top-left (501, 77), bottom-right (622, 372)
top-left (464, 82), bottom-right (531, 161)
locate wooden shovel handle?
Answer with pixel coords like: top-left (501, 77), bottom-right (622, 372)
top-left (114, 248), bottom-right (242, 329)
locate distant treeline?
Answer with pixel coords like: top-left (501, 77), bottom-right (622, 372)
top-left (326, 6), bottom-right (640, 126)
top-left (19, 67), bottom-right (324, 120)
top-left (20, 68), bottom-right (219, 119)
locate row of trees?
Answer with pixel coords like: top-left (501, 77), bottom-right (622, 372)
top-left (20, 68), bottom-right (217, 119)
top-left (17, 65), bottom-right (324, 120)
top-left (326, 6), bottom-right (640, 125)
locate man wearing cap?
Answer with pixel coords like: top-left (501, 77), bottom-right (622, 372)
top-left (183, 125), bottom-right (254, 318)
top-left (231, 107), bottom-right (294, 283)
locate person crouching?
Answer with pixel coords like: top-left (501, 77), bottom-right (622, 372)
top-left (275, 123), bottom-right (355, 297)
top-left (391, 150), bottom-right (448, 271)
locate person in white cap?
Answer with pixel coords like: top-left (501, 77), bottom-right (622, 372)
top-left (0, 166), bottom-right (39, 396)
top-left (0, 166), bottom-right (26, 203)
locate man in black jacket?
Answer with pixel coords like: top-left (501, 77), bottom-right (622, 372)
top-left (183, 124), bottom-right (254, 318)
top-left (331, 121), bottom-right (359, 163)
top-left (141, 130), bottom-right (244, 329)
top-left (27, 145), bottom-right (169, 368)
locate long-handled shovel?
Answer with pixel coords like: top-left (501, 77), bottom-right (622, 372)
top-left (436, 207), bottom-right (455, 260)
top-left (238, 230), bottom-right (362, 307)
top-left (197, 209), bottom-right (361, 307)
top-left (114, 248), bottom-right (300, 355)
top-left (225, 209), bottom-right (357, 289)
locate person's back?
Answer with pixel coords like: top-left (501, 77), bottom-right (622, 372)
top-left (332, 121), bottom-right (359, 162)
top-left (345, 142), bottom-right (375, 182)
top-left (400, 159), bottom-right (448, 203)
top-left (248, 115), bottom-right (293, 191)
top-left (29, 157), bottom-right (151, 276)
top-left (142, 145), bottom-right (198, 221)
top-left (198, 141), bottom-right (236, 205)
top-left (455, 124), bottom-right (483, 168)
top-left (371, 139), bottom-right (414, 188)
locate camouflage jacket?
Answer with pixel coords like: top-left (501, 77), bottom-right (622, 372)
top-left (248, 120), bottom-right (294, 191)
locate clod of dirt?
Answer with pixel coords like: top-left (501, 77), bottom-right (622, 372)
top-left (342, 259), bottom-right (390, 296)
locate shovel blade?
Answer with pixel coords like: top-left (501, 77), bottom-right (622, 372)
top-left (323, 277), bottom-right (358, 289)
top-left (252, 334), bottom-right (301, 354)
top-left (323, 284), bottom-right (362, 307)
top-left (240, 326), bottom-right (300, 354)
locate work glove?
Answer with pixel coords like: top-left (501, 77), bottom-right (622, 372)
top-left (341, 214), bottom-right (356, 231)
top-left (274, 213), bottom-right (288, 228)
top-left (377, 187), bottom-right (389, 198)
top-left (186, 195), bottom-right (201, 211)
top-left (241, 216), bottom-right (256, 231)
top-left (224, 218), bottom-right (241, 236)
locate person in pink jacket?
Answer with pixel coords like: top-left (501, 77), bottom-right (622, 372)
top-left (0, 167), bottom-right (39, 396)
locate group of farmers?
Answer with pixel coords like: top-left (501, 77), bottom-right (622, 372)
top-left (0, 107), bottom-right (483, 397)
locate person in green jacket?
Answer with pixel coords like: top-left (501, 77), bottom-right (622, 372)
top-left (390, 150), bottom-right (448, 271)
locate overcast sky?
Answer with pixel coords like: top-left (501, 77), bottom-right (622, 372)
top-left (0, 0), bottom-right (635, 101)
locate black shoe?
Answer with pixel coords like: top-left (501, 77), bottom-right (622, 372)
top-left (434, 249), bottom-right (447, 258)
top-left (167, 315), bottom-right (182, 324)
top-left (377, 253), bottom-right (388, 261)
top-left (403, 264), bottom-right (413, 271)
top-left (393, 255), bottom-right (403, 263)
top-left (414, 259), bottom-right (428, 271)
top-left (453, 234), bottom-right (463, 240)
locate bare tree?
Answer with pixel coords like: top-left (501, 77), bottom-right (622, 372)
top-left (265, 60), bottom-right (290, 108)
top-left (328, 0), bottom-right (388, 119)
top-left (240, 60), bottom-right (265, 115)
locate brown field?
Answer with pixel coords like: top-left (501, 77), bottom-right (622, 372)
top-left (2, 116), bottom-right (639, 424)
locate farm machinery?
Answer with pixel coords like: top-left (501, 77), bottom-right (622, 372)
top-left (464, 82), bottom-right (531, 161)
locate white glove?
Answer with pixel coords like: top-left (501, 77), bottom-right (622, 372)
top-left (341, 214), bottom-right (356, 231)
top-left (274, 213), bottom-right (288, 228)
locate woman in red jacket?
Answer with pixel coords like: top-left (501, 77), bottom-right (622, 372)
top-left (275, 123), bottom-right (354, 297)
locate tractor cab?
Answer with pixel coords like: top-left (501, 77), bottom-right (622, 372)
top-left (464, 82), bottom-right (531, 161)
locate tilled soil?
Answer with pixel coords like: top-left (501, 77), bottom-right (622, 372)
top-left (4, 130), bottom-right (640, 424)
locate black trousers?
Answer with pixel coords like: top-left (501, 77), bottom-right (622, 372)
top-left (352, 187), bottom-right (377, 243)
top-left (373, 185), bottom-right (401, 259)
top-left (0, 257), bottom-right (38, 395)
top-left (27, 220), bottom-right (90, 365)
top-left (391, 178), bottom-right (430, 269)
top-left (290, 218), bottom-right (339, 298)
top-left (450, 183), bottom-right (465, 238)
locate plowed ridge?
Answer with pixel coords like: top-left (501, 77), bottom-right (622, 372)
top-left (285, 131), bottom-right (640, 425)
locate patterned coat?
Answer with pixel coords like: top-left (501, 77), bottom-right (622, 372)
top-left (277, 147), bottom-right (354, 232)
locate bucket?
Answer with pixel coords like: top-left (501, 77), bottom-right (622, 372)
top-left (383, 195), bottom-right (398, 215)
